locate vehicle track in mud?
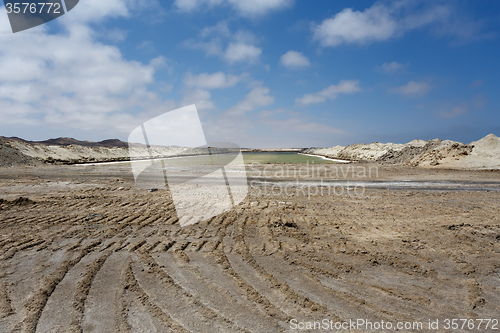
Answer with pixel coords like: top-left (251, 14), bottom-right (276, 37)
top-left (0, 166), bottom-right (499, 332)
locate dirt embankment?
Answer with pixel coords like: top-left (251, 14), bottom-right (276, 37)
top-left (2, 134), bottom-right (499, 169)
top-left (0, 141), bottom-right (41, 167)
top-left (305, 134), bottom-right (500, 169)
top-left (0, 139), bottom-right (235, 166)
top-left (0, 137), bottom-right (292, 167)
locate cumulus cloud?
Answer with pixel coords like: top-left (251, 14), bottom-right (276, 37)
top-left (389, 81), bottom-right (431, 97)
top-left (180, 89), bottom-right (214, 111)
top-left (0, 1), bottom-right (174, 137)
top-left (59, 0), bottom-right (130, 24)
top-left (58, 0), bottom-right (163, 26)
top-left (150, 56), bottom-right (169, 69)
top-left (312, 1), bottom-right (486, 47)
top-left (224, 43), bottom-right (262, 64)
top-left (184, 22), bottom-right (262, 65)
top-left (174, 0), bottom-right (222, 12)
top-left (296, 80), bottom-right (361, 106)
top-left (313, 4), bottom-right (397, 47)
top-left (181, 71), bottom-right (248, 111)
top-left (280, 51), bottom-right (311, 69)
top-left (225, 86), bottom-right (274, 116)
top-left (184, 72), bottom-right (248, 89)
top-left (380, 61), bottom-right (408, 73)
top-left (228, 0), bottom-right (293, 17)
top-left (174, 0), bottom-right (293, 17)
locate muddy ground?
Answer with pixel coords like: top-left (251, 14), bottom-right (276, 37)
top-left (0, 163), bottom-right (499, 332)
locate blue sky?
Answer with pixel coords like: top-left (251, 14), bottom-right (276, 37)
top-left (0, 0), bottom-right (499, 148)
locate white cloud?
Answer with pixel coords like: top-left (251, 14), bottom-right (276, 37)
top-left (180, 89), bottom-right (214, 111)
top-left (224, 43), bottom-right (262, 64)
top-left (101, 28), bottom-right (128, 42)
top-left (438, 104), bottom-right (467, 118)
top-left (380, 61), bottom-right (408, 73)
top-left (137, 40), bottom-right (155, 51)
top-left (259, 109), bottom-right (348, 135)
top-left (181, 71), bottom-right (248, 113)
top-left (389, 81), bottom-right (431, 97)
top-left (312, 1), bottom-right (485, 47)
top-left (59, 0), bottom-right (130, 24)
top-left (184, 39), bottom-right (223, 56)
top-left (174, 0), bottom-right (222, 12)
top-left (57, 0), bottom-right (162, 26)
top-left (0, 2), bottom-right (175, 137)
top-left (184, 22), bottom-right (262, 65)
top-left (200, 21), bottom-right (232, 39)
top-left (184, 72), bottom-right (248, 89)
top-left (313, 4), bottom-right (397, 47)
top-left (226, 86), bottom-right (274, 116)
top-left (150, 56), bottom-right (168, 69)
top-left (296, 80), bottom-right (361, 106)
top-left (227, 0), bottom-right (293, 17)
top-left (174, 0), bottom-right (293, 17)
top-left (280, 51), bottom-right (311, 69)
top-left (200, 86), bottom-right (275, 146)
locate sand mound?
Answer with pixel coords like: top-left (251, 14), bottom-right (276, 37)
top-left (0, 197), bottom-right (35, 206)
top-left (0, 139), bottom-right (226, 166)
top-left (0, 140), bottom-right (41, 167)
top-left (444, 134), bottom-right (500, 169)
top-left (470, 134), bottom-right (500, 158)
top-left (305, 134), bottom-right (500, 169)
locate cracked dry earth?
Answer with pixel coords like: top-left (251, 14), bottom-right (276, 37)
top-left (0, 165), bottom-right (499, 332)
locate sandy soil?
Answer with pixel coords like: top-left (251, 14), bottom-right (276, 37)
top-left (0, 163), bottom-right (499, 332)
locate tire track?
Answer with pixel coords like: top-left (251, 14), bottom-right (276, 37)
top-left (0, 280), bottom-right (13, 318)
top-left (22, 240), bottom-right (102, 333)
top-left (225, 215), bottom-right (332, 318)
top-left (154, 251), bottom-right (285, 332)
top-left (81, 251), bottom-right (129, 333)
top-left (123, 262), bottom-right (188, 333)
top-left (131, 250), bottom-right (248, 333)
top-left (35, 251), bottom-right (104, 333)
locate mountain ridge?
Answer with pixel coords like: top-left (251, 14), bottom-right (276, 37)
top-left (0, 136), bottom-right (129, 148)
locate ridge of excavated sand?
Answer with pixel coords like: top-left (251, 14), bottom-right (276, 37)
top-left (305, 134), bottom-right (500, 170)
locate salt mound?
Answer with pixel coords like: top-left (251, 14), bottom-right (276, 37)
top-left (305, 134), bottom-right (500, 169)
top-left (443, 134), bottom-right (500, 169)
top-left (406, 139), bottom-right (427, 147)
top-left (337, 142), bottom-right (405, 161)
top-left (470, 134), bottom-right (499, 158)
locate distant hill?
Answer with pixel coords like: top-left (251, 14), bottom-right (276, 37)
top-left (0, 136), bottom-right (129, 148)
